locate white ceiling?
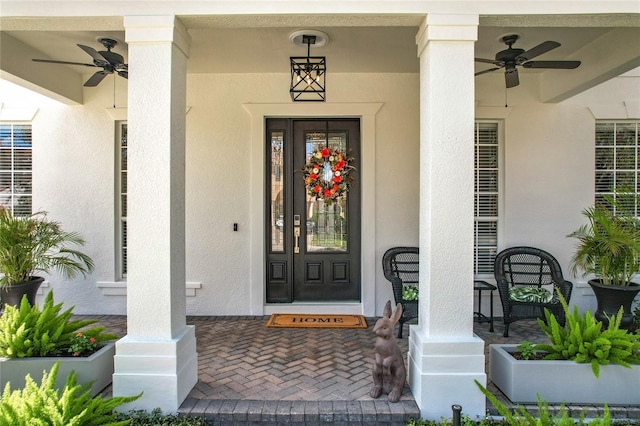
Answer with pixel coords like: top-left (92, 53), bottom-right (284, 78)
top-left (4, 26), bottom-right (612, 74)
top-left (2, 13), bottom-right (639, 103)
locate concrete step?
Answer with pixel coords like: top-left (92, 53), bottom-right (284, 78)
top-left (178, 398), bottom-right (420, 425)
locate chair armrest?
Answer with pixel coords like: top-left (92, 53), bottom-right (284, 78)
top-left (495, 278), bottom-right (513, 312)
top-left (555, 280), bottom-right (573, 302)
top-left (390, 276), bottom-right (404, 305)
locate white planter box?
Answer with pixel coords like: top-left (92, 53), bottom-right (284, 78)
top-left (0, 342), bottom-right (115, 396)
top-left (489, 344), bottom-right (640, 405)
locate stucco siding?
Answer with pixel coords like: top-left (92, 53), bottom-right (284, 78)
top-left (5, 68), bottom-right (639, 316)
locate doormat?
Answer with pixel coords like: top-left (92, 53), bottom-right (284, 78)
top-left (266, 314), bottom-right (367, 329)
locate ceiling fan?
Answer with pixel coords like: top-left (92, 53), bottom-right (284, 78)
top-left (475, 34), bottom-right (581, 88)
top-left (32, 37), bottom-right (128, 87)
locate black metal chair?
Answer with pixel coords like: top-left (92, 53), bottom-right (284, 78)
top-left (494, 246), bottom-right (573, 337)
top-left (382, 247), bottom-right (419, 338)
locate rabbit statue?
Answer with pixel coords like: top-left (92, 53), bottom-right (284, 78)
top-left (369, 300), bottom-right (406, 402)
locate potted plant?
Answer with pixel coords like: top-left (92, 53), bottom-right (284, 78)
top-left (489, 293), bottom-right (640, 405)
top-left (0, 362), bottom-right (140, 424)
top-left (0, 209), bottom-right (94, 307)
top-left (568, 191), bottom-right (640, 329)
top-left (0, 291), bottom-right (118, 396)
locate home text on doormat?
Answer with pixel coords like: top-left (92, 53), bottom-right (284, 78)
top-left (266, 314), bottom-right (367, 329)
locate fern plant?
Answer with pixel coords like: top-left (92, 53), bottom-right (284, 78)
top-left (0, 361), bottom-right (140, 425)
top-left (532, 292), bottom-right (640, 378)
top-left (0, 291), bottom-right (117, 358)
top-left (475, 380), bottom-right (612, 426)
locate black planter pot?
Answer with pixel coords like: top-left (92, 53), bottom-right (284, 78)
top-left (588, 279), bottom-right (640, 330)
top-left (1, 277), bottom-right (45, 307)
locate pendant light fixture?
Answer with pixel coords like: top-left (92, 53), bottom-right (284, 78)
top-left (289, 30), bottom-right (328, 102)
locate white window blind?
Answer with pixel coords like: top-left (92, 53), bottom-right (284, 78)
top-left (116, 122), bottom-right (127, 279)
top-left (0, 124), bottom-right (32, 216)
top-left (595, 121), bottom-right (640, 211)
top-left (474, 121), bottom-right (499, 275)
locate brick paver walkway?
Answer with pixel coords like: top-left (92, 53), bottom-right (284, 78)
top-left (86, 315), bottom-right (639, 424)
top-left (188, 316), bottom-right (412, 402)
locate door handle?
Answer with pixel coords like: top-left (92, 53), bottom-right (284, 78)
top-left (294, 226), bottom-right (300, 254)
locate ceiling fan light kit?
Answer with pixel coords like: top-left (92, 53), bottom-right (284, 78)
top-left (32, 37), bottom-right (128, 87)
top-left (475, 34), bottom-right (581, 88)
top-left (289, 30), bottom-right (328, 102)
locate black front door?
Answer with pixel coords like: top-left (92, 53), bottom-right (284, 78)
top-left (266, 119), bottom-right (361, 302)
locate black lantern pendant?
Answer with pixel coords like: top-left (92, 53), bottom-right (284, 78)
top-left (290, 34), bottom-right (326, 102)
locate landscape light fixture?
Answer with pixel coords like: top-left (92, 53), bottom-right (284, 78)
top-left (290, 33), bottom-right (327, 102)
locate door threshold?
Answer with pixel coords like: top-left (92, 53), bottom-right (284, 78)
top-left (264, 302), bottom-right (362, 315)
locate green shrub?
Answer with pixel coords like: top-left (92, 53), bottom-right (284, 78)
top-left (516, 341), bottom-right (538, 360)
top-left (115, 408), bottom-right (207, 425)
top-left (406, 416), bottom-right (502, 425)
top-left (474, 380), bottom-right (613, 426)
top-left (0, 291), bottom-right (117, 358)
top-left (532, 292), bottom-right (640, 377)
top-left (403, 285), bottom-right (419, 301)
top-left (0, 361), bottom-right (140, 425)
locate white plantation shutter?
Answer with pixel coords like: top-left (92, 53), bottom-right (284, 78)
top-left (0, 124), bottom-right (32, 216)
top-left (595, 121), bottom-right (640, 214)
top-left (474, 121), bottom-right (500, 275)
top-left (117, 122), bottom-right (128, 279)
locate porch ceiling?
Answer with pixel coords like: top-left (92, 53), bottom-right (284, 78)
top-left (1, 13), bottom-right (639, 103)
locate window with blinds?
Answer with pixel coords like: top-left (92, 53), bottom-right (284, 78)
top-left (0, 124), bottom-right (32, 217)
top-left (474, 121), bottom-right (500, 276)
top-left (595, 121), bottom-right (640, 211)
top-left (116, 122), bottom-right (127, 279)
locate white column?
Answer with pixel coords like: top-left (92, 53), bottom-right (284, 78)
top-left (112, 16), bottom-right (197, 412)
top-left (408, 14), bottom-right (486, 421)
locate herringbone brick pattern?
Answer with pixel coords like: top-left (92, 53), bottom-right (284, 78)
top-left (187, 316), bottom-right (410, 402)
top-left (84, 315), bottom-right (639, 423)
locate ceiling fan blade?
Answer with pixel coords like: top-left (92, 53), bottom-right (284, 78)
top-left (117, 70), bottom-right (128, 79)
top-left (505, 69), bottom-right (519, 88)
top-left (77, 44), bottom-right (109, 66)
top-left (475, 57), bottom-right (501, 65)
top-left (517, 41), bottom-right (560, 61)
top-left (475, 67), bottom-right (501, 76)
top-left (523, 60), bottom-right (581, 69)
top-left (84, 71), bottom-right (110, 87)
top-left (32, 58), bottom-right (97, 68)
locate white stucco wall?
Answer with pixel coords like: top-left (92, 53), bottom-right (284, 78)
top-left (186, 73), bottom-right (421, 315)
top-left (2, 68), bottom-right (639, 316)
top-left (14, 72), bottom-right (421, 315)
top-left (476, 70), bottom-right (640, 315)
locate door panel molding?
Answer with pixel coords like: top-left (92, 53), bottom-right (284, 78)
top-left (267, 119), bottom-right (361, 302)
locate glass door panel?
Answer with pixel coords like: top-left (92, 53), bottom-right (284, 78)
top-left (305, 130), bottom-right (348, 253)
top-left (270, 131), bottom-right (285, 252)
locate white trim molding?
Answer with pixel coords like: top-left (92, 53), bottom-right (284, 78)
top-left (243, 102), bottom-right (382, 317)
top-left (96, 281), bottom-right (202, 297)
top-left (0, 104), bottom-right (38, 121)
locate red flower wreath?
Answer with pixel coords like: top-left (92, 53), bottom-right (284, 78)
top-left (303, 147), bottom-right (354, 205)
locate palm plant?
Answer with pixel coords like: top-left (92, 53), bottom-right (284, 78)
top-left (0, 209), bottom-right (94, 288)
top-left (568, 191), bottom-right (640, 286)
